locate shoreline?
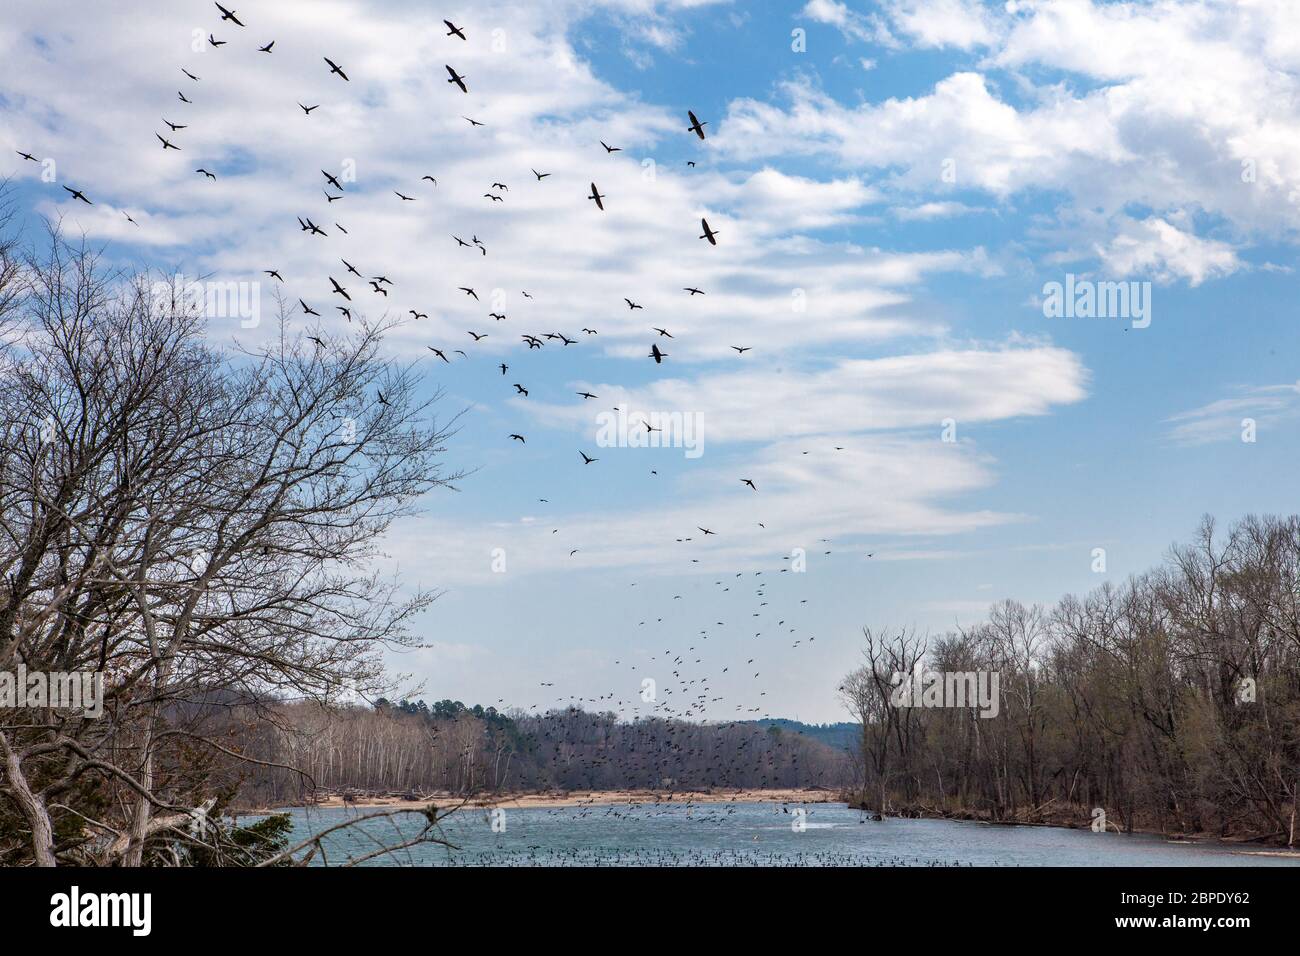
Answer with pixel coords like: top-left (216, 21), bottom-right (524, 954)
top-left (844, 799), bottom-right (1300, 853)
top-left (247, 787), bottom-right (841, 813)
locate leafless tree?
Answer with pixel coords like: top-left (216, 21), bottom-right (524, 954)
top-left (841, 515), bottom-right (1300, 845)
top-left (0, 221), bottom-right (462, 865)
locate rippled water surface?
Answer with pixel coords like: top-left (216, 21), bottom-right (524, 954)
top-left (260, 802), bottom-right (1300, 866)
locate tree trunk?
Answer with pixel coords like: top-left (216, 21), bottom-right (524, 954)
top-left (3, 742), bottom-right (57, 866)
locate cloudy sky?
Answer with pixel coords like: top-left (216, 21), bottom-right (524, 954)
top-left (2, 0), bottom-right (1297, 722)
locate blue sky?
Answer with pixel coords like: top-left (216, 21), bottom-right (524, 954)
top-left (2, 0), bottom-right (1298, 722)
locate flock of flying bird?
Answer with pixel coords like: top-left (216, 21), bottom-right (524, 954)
top-left (14, 3), bottom-right (872, 758)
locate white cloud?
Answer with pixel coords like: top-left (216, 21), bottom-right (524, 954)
top-left (801, 0), bottom-right (998, 50)
top-left (383, 435), bottom-right (1024, 584)
top-left (1096, 216), bottom-right (1240, 286)
top-left (800, 0), bottom-right (890, 44)
top-left (1166, 382), bottom-right (1300, 445)
top-left (529, 343), bottom-right (1088, 443)
top-left (893, 200), bottom-right (988, 221)
top-left (886, 0), bottom-right (1000, 50)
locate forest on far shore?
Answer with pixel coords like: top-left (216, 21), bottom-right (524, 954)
top-left (230, 702), bottom-right (851, 805)
top-left (840, 515), bottom-right (1300, 846)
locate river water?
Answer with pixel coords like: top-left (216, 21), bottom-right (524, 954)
top-left (262, 802), bottom-right (1300, 866)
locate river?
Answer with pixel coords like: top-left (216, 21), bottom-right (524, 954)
top-left (261, 802), bottom-right (1300, 866)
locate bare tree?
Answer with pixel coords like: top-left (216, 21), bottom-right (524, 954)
top-left (840, 515), bottom-right (1300, 845)
top-left (0, 222), bottom-right (462, 865)
top-left (839, 627), bottom-right (924, 816)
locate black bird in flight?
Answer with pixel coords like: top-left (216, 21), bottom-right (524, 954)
top-left (207, 34), bottom-right (225, 48)
top-left (258, 41), bottom-right (274, 53)
top-left (699, 218), bottom-right (719, 245)
top-left (395, 191), bottom-right (415, 201)
top-left (264, 269), bottom-right (283, 282)
top-left (454, 236), bottom-right (470, 248)
top-left (162, 118), bottom-right (187, 131)
top-left (459, 287), bottom-right (479, 300)
top-left (62, 186), bottom-right (92, 204)
top-left (322, 170), bottom-right (343, 191)
top-left (299, 103), bottom-right (319, 115)
top-left (444, 19), bottom-right (466, 40)
top-left (422, 175), bottom-right (437, 185)
top-left (653, 327), bottom-right (673, 338)
top-left (337, 307), bottom-right (352, 322)
top-left (741, 479), bottom-right (757, 491)
top-left (156, 133), bottom-right (180, 150)
top-left (698, 527), bottom-right (716, 535)
top-left (513, 383), bottom-right (529, 396)
top-left (368, 281), bottom-right (387, 296)
top-left (499, 363), bottom-right (509, 376)
top-left (684, 286), bottom-right (704, 295)
top-left (687, 110), bottom-right (707, 139)
top-left (329, 277), bottom-right (350, 300)
top-left (650, 343), bottom-right (667, 364)
top-left (324, 190), bottom-right (341, 202)
top-left (532, 169), bottom-right (551, 180)
top-left (491, 182), bottom-right (508, 191)
top-left (299, 299), bottom-right (320, 317)
top-left (15, 150), bottom-right (37, 162)
top-left (214, 3), bottom-right (244, 26)
top-left (601, 141), bottom-right (621, 153)
top-left (463, 116), bottom-right (484, 127)
top-left (731, 345), bottom-right (751, 354)
top-left (588, 183), bottom-right (606, 209)
top-left (624, 298), bottom-right (642, 310)
top-left (178, 91), bottom-right (193, 103)
top-left (467, 331), bottom-right (487, 341)
top-left (446, 65), bottom-right (468, 93)
top-left (196, 168), bottom-right (216, 179)
top-left (580, 451), bottom-right (598, 464)
top-left (183, 68), bottom-right (200, 81)
top-left (577, 391), bottom-right (598, 400)
top-left (324, 57), bottom-right (349, 80)
top-left (427, 347), bottom-right (450, 363)
top-left (410, 309), bottom-right (427, 320)
top-left (341, 258), bottom-right (361, 277)
top-left (377, 390), bottom-right (390, 407)
top-left (510, 434), bottom-right (526, 443)
top-left (302, 218), bottom-right (326, 236)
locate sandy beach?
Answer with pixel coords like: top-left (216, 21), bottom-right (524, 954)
top-left (265, 787), bottom-right (844, 812)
